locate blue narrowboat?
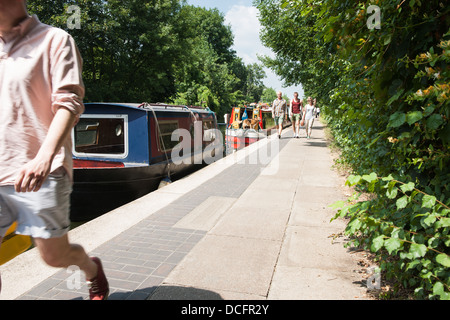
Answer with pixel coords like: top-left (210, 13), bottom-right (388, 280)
top-left (70, 102), bottom-right (221, 221)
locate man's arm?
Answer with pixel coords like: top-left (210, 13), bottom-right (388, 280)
top-left (15, 108), bottom-right (77, 192)
top-left (272, 100), bottom-right (275, 118)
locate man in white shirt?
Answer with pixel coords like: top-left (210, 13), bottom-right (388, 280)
top-left (272, 91), bottom-right (287, 138)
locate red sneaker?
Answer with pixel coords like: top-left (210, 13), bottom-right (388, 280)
top-left (87, 257), bottom-right (109, 300)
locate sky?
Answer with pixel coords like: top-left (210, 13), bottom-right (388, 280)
top-left (185, 0), bottom-right (304, 100)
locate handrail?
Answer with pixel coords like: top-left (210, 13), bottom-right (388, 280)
top-left (140, 102), bottom-right (172, 181)
top-left (144, 103), bottom-right (205, 110)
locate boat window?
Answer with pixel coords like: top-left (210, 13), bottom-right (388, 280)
top-left (202, 120), bottom-right (214, 130)
top-left (234, 108), bottom-right (240, 121)
top-left (73, 116), bottom-right (127, 156)
top-left (262, 112), bottom-right (275, 129)
top-left (158, 121), bottom-right (180, 151)
top-left (244, 109), bottom-right (254, 119)
top-left (202, 120), bottom-right (217, 142)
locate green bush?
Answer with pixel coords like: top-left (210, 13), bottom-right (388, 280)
top-left (332, 173), bottom-right (449, 299)
top-left (256, 0), bottom-right (449, 299)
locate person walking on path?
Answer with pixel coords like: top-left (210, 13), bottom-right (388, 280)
top-left (314, 98), bottom-right (320, 118)
top-left (0, 0), bottom-right (109, 300)
top-left (289, 92), bottom-right (302, 138)
top-left (301, 97), bottom-right (316, 139)
top-left (272, 91), bottom-right (287, 139)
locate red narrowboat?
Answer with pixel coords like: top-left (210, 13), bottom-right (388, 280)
top-left (225, 103), bottom-right (275, 153)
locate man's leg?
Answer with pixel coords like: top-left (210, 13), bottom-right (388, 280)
top-left (33, 234), bottom-right (97, 279)
top-left (291, 119), bottom-right (296, 137)
top-left (34, 234), bottom-right (109, 300)
top-left (0, 236), bottom-right (2, 293)
top-left (278, 118), bottom-right (283, 137)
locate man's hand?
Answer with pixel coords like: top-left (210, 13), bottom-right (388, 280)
top-left (15, 155), bottom-right (52, 192)
top-left (14, 107), bottom-right (76, 192)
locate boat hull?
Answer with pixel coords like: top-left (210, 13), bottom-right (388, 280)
top-left (70, 161), bottom-right (203, 221)
top-left (225, 128), bottom-right (267, 153)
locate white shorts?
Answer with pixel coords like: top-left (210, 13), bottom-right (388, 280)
top-left (305, 118), bottom-right (314, 130)
top-left (0, 170), bottom-right (72, 239)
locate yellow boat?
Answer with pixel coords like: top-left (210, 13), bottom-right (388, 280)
top-left (0, 222), bottom-right (32, 265)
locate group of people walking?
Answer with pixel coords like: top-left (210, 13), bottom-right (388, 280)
top-left (271, 91), bottom-right (319, 139)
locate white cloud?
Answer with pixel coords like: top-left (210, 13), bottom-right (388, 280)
top-left (225, 5), bottom-right (274, 65)
top-left (224, 5), bottom-right (302, 98)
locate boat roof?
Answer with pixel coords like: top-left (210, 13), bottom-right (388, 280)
top-left (233, 103), bottom-right (271, 110)
top-left (84, 102), bottom-right (212, 113)
top-left (232, 105), bottom-right (272, 112)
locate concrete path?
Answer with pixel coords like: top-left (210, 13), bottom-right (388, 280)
top-left (0, 119), bottom-right (369, 300)
top-left (152, 121), bottom-right (367, 300)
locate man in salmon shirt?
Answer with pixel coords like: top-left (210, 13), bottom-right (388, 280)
top-left (0, 0), bottom-right (108, 300)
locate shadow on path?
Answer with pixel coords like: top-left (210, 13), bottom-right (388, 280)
top-left (95, 285), bottom-right (224, 301)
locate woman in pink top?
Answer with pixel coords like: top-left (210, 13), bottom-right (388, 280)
top-left (289, 92), bottom-right (303, 138)
top-left (0, 0), bottom-right (108, 300)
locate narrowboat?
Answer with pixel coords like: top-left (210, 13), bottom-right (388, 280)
top-left (225, 103), bottom-right (276, 152)
top-left (70, 102), bottom-right (222, 221)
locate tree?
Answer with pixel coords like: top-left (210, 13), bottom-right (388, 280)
top-left (28, 0), bottom-right (185, 102)
top-left (256, 0), bottom-right (342, 106)
top-left (172, 5), bottom-right (243, 118)
top-left (244, 63), bottom-right (266, 103)
top-left (260, 87), bottom-right (277, 103)
top-left (256, 0), bottom-right (450, 299)
top-left (27, 1), bottom-right (272, 120)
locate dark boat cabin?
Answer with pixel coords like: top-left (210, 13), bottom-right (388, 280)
top-left (70, 102), bottom-right (220, 221)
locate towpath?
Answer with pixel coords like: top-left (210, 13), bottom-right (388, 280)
top-left (1, 119), bottom-right (371, 301)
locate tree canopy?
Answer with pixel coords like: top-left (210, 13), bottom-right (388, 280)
top-left (28, 0), bottom-right (271, 119)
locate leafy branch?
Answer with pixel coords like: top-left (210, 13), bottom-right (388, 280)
top-left (332, 173), bottom-right (449, 300)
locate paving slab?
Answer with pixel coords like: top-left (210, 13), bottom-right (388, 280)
top-left (173, 196), bottom-right (236, 231)
top-left (289, 202), bottom-right (344, 229)
top-left (267, 266), bottom-right (365, 300)
top-left (158, 234), bottom-right (281, 298)
top-left (276, 225), bottom-right (353, 269)
top-left (208, 204), bottom-right (290, 241)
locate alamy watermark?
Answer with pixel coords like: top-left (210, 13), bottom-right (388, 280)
top-left (67, 5), bottom-right (81, 30)
top-left (366, 5), bottom-right (381, 30)
top-left (66, 265), bottom-right (82, 290)
top-left (366, 266), bottom-right (381, 290)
